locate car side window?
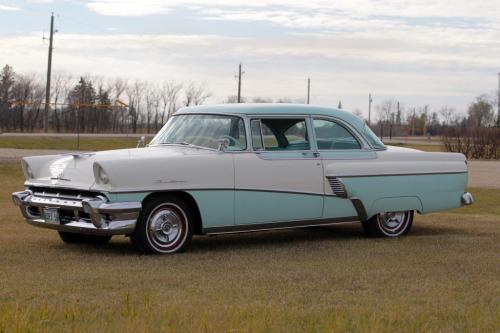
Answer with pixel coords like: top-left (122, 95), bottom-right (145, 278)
top-left (313, 119), bottom-right (361, 150)
top-left (251, 118), bottom-right (310, 151)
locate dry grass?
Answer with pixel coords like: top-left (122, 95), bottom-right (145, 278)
top-left (0, 136), bottom-right (144, 151)
top-left (0, 162), bottom-right (499, 332)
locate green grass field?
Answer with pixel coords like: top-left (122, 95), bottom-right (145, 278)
top-left (0, 161), bottom-right (498, 332)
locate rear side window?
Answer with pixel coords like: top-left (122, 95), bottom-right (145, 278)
top-left (250, 118), bottom-right (310, 151)
top-left (313, 119), bottom-right (361, 150)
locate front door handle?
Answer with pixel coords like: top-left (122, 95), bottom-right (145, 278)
top-left (302, 152), bottom-right (320, 158)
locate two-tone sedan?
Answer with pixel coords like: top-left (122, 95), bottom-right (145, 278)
top-left (12, 104), bottom-right (473, 254)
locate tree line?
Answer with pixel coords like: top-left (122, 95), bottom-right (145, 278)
top-left (1, 63), bottom-right (499, 137)
top-left (371, 93), bottom-right (499, 139)
top-left (0, 64), bottom-right (211, 133)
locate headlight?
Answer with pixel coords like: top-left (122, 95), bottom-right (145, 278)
top-left (94, 164), bottom-right (110, 184)
top-left (21, 160), bottom-right (34, 179)
top-left (98, 167), bottom-right (109, 184)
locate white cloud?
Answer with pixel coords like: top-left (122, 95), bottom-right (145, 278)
top-left (87, 1), bottom-right (170, 16)
top-left (0, 4), bottom-right (21, 11)
top-left (85, 0), bottom-right (500, 21)
top-left (2, 31), bottom-right (497, 112)
top-left (2, 0), bottom-right (499, 114)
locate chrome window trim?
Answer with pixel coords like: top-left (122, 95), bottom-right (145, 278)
top-left (311, 115), bottom-right (372, 151)
top-left (160, 111), bottom-right (375, 152)
top-left (247, 115), bottom-right (314, 152)
top-left (151, 112), bottom-right (251, 152)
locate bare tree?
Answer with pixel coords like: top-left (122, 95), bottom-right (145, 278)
top-left (126, 80), bottom-right (146, 133)
top-left (223, 95), bottom-right (246, 103)
top-left (439, 106), bottom-right (455, 126)
top-left (144, 83), bottom-right (158, 133)
top-left (376, 99), bottom-right (397, 123)
top-left (109, 78), bottom-right (128, 132)
top-left (159, 81), bottom-right (182, 126)
top-left (184, 82), bottom-right (211, 106)
top-left (352, 108), bottom-right (364, 120)
top-left (51, 72), bottom-right (73, 132)
top-left (251, 96), bottom-right (273, 103)
top-left (467, 94), bottom-right (494, 127)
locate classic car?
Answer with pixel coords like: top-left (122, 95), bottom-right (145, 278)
top-left (12, 104), bottom-right (473, 254)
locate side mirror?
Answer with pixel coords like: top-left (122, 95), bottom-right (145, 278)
top-left (137, 136), bottom-right (146, 148)
top-left (217, 138), bottom-right (230, 152)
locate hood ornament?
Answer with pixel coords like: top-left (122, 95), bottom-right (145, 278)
top-left (63, 153), bottom-right (95, 159)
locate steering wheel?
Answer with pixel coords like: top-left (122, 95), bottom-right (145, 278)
top-left (219, 135), bottom-right (241, 149)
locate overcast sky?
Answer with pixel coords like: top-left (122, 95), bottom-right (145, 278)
top-left (1, 0), bottom-right (499, 117)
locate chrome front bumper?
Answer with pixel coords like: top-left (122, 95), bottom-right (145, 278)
top-left (12, 190), bottom-right (141, 236)
top-left (461, 192), bottom-right (474, 205)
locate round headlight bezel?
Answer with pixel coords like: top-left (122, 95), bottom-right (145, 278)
top-left (98, 166), bottom-right (109, 184)
top-left (21, 160), bottom-right (34, 179)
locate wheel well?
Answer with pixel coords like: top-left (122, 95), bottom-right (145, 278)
top-left (142, 191), bottom-right (203, 235)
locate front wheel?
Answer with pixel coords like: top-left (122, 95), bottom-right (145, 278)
top-left (361, 211), bottom-right (414, 237)
top-left (131, 195), bottom-right (193, 254)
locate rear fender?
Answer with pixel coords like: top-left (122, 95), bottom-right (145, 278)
top-left (368, 196), bottom-right (423, 219)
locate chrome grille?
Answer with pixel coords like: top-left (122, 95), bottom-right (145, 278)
top-left (26, 187), bottom-right (103, 222)
top-left (326, 177), bottom-right (347, 198)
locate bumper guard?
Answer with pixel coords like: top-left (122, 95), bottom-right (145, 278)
top-left (12, 190), bottom-right (141, 236)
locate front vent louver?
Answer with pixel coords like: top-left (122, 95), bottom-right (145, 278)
top-left (327, 177), bottom-right (348, 198)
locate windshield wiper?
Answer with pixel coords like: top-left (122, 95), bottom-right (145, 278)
top-left (158, 142), bottom-right (210, 150)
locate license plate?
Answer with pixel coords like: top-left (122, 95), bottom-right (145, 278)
top-left (43, 208), bottom-right (60, 224)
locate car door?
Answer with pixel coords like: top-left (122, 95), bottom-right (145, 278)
top-left (233, 116), bottom-right (324, 225)
top-left (311, 117), bottom-right (377, 219)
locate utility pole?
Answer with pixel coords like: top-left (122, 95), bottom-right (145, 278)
top-left (368, 93), bottom-right (373, 126)
top-left (44, 12), bottom-right (55, 133)
top-left (237, 63), bottom-right (244, 103)
top-left (307, 78), bottom-right (310, 104)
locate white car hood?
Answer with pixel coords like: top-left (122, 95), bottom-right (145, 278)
top-left (23, 146), bottom-right (218, 191)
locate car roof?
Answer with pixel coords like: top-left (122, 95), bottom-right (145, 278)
top-left (176, 104), bottom-right (366, 132)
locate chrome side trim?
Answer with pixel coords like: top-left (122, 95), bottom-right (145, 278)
top-left (203, 216), bottom-right (359, 235)
top-left (338, 171), bottom-right (467, 178)
top-left (326, 177), bottom-right (348, 198)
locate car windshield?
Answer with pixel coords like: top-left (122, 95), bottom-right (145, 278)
top-left (363, 124), bottom-right (386, 149)
top-left (150, 114), bottom-right (247, 151)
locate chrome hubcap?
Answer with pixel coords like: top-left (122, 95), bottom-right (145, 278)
top-left (148, 206), bottom-right (183, 247)
top-left (378, 211), bottom-right (407, 233)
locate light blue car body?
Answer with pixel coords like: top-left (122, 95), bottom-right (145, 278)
top-left (100, 104), bottom-right (469, 233)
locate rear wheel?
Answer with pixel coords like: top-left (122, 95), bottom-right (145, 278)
top-left (58, 231), bottom-right (111, 244)
top-left (362, 210), bottom-right (414, 237)
top-left (131, 195), bottom-right (193, 254)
